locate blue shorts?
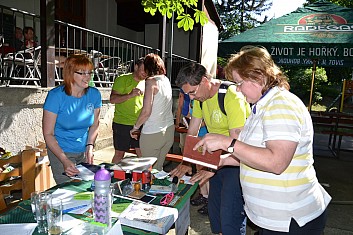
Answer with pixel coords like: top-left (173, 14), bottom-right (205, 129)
top-left (112, 122), bottom-right (140, 151)
top-left (208, 166), bottom-right (246, 235)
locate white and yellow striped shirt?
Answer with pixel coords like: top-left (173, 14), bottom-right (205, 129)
top-left (239, 86), bottom-right (331, 232)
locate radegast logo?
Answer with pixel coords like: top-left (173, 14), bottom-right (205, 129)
top-left (283, 14), bottom-right (352, 33)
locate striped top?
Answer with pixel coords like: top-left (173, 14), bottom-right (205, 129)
top-left (239, 86), bottom-right (331, 232)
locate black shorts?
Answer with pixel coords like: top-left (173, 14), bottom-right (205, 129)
top-left (112, 122), bottom-right (140, 151)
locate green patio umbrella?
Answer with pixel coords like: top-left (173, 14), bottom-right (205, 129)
top-left (218, 0), bottom-right (353, 110)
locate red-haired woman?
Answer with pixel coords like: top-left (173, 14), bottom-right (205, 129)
top-left (43, 54), bottom-right (101, 184)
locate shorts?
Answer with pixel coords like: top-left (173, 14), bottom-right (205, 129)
top-left (113, 122), bottom-right (140, 151)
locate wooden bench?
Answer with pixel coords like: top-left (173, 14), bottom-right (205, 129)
top-left (0, 149), bottom-right (36, 212)
top-left (311, 111), bottom-right (353, 158)
top-left (165, 153), bottom-right (183, 162)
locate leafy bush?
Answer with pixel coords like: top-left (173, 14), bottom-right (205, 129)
top-left (284, 66), bottom-right (335, 105)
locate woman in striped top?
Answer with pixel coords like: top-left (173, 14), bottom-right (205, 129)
top-left (194, 46), bottom-right (331, 234)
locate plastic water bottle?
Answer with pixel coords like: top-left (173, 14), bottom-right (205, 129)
top-left (94, 165), bottom-right (111, 227)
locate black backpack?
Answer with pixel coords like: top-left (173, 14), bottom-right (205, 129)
top-left (199, 81), bottom-right (235, 115)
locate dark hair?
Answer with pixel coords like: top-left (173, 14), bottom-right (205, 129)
top-left (23, 26), bottom-right (34, 35)
top-left (62, 54), bottom-right (94, 95)
top-left (130, 57), bottom-right (145, 73)
top-left (175, 62), bottom-right (210, 87)
top-left (144, 53), bottom-right (166, 77)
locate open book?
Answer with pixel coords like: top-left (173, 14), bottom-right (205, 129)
top-left (118, 201), bottom-right (178, 234)
top-left (182, 135), bottom-right (222, 169)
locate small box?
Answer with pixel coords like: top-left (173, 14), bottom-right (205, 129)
top-left (114, 170), bottom-right (126, 180)
top-left (132, 172), bottom-right (142, 182)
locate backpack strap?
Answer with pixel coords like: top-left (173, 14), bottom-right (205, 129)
top-left (218, 81), bottom-right (235, 116)
top-left (199, 81), bottom-right (235, 116)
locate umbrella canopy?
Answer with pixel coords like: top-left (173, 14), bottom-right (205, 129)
top-left (218, 0), bottom-right (353, 68)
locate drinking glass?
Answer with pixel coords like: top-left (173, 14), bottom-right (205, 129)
top-left (30, 191), bottom-right (39, 220)
top-left (35, 192), bottom-right (51, 234)
top-left (47, 197), bottom-right (63, 235)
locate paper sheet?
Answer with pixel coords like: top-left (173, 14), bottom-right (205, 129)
top-left (76, 164), bottom-right (95, 181)
top-left (0, 223), bottom-right (37, 235)
top-left (110, 157), bottom-right (157, 172)
top-left (51, 188), bottom-right (92, 214)
top-left (63, 214), bottom-right (123, 235)
top-left (153, 170), bottom-right (170, 179)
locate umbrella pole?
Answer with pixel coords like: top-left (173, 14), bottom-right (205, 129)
top-left (308, 59), bottom-right (317, 112)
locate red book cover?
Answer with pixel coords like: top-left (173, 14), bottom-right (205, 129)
top-left (182, 135), bottom-right (222, 169)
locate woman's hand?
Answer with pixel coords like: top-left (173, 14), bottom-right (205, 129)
top-left (170, 163), bottom-right (192, 178)
top-left (189, 169), bottom-right (214, 185)
top-left (62, 158), bottom-right (80, 177)
top-left (193, 133), bottom-right (232, 154)
top-left (85, 145), bottom-right (94, 164)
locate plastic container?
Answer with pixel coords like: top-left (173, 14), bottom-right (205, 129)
top-left (93, 165), bottom-right (112, 227)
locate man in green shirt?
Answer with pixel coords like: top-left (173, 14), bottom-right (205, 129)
top-left (171, 62), bottom-right (250, 235)
top-left (110, 58), bottom-right (146, 163)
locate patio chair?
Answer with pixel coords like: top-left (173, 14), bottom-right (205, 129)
top-left (89, 50), bottom-right (122, 87)
top-left (97, 56), bottom-right (122, 84)
top-left (3, 46), bottom-right (42, 86)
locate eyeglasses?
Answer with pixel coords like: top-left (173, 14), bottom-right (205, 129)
top-left (75, 71), bottom-right (94, 76)
top-left (184, 85), bottom-right (200, 96)
top-left (160, 192), bottom-right (174, 206)
top-left (234, 80), bottom-right (244, 86)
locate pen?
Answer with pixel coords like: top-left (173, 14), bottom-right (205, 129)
top-left (63, 204), bottom-right (89, 213)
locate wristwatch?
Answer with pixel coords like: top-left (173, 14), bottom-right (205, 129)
top-left (227, 139), bottom-right (237, 153)
top-left (207, 168), bottom-right (217, 173)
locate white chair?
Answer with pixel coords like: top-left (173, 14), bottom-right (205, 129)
top-left (97, 56), bottom-right (122, 84)
top-left (89, 49), bottom-right (121, 87)
top-left (4, 46), bottom-right (42, 86)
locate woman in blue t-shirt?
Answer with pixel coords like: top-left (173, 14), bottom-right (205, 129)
top-left (43, 54), bottom-right (102, 184)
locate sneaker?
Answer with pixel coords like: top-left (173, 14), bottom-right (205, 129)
top-left (197, 203), bottom-right (208, 215)
top-left (191, 194), bottom-right (208, 206)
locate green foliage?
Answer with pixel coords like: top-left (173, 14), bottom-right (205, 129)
top-left (306, 0), bottom-right (353, 8)
top-left (141, 0), bottom-right (208, 31)
top-left (215, 0), bottom-right (272, 41)
top-left (285, 66), bottom-right (341, 105)
top-left (217, 57), bottom-right (228, 67)
top-left (177, 14), bottom-right (194, 30)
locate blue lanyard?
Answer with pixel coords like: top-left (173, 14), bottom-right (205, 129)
top-left (252, 88), bottom-right (272, 114)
